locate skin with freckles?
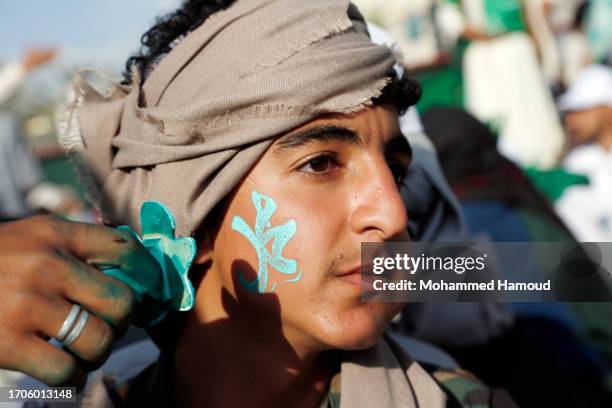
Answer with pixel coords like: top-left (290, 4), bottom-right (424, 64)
top-left (173, 105), bottom-right (412, 407)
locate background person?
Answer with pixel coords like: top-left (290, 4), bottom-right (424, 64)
top-left (457, 0), bottom-right (566, 169)
top-left (556, 64), bottom-right (612, 243)
top-left (0, 48), bottom-right (56, 221)
top-left (421, 106), bottom-right (612, 407)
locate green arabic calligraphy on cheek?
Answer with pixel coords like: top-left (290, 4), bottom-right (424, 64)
top-left (231, 191), bottom-right (301, 293)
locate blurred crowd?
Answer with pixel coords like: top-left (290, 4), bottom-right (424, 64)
top-left (0, 48), bottom-right (93, 224)
top-left (362, 0), bottom-right (612, 406)
top-left (353, 0), bottom-right (612, 245)
top-left (2, 0), bottom-right (612, 406)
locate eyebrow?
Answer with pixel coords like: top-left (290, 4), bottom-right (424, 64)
top-left (275, 125), bottom-right (363, 150)
top-left (274, 124), bottom-right (412, 162)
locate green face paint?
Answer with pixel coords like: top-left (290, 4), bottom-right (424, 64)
top-left (231, 191), bottom-right (301, 293)
top-left (101, 201), bottom-right (196, 327)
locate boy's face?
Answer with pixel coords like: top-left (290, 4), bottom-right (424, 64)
top-left (200, 105), bottom-right (410, 352)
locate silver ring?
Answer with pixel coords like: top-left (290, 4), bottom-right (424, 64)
top-left (56, 304), bottom-right (81, 342)
top-left (63, 309), bottom-right (89, 346)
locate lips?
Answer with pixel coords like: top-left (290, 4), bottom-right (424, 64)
top-left (335, 262), bottom-right (374, 278)
top-left (335, 264), bottom-right (377, 291)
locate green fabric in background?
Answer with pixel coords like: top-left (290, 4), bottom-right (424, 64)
top-left (40, 156), bottom-right (85, 199)
top-left (414, 40), bottom-right (467, 113)
top-left (414, 0), bottom-right (526, 113)
top-left (484, 0), bottom-right (526, 35)
top-left (585, 0), bottom-right (612, 62)
top-left (518, 208), bottom-right (572, 242)
top-left (524, 167), bottom-right (589, 202)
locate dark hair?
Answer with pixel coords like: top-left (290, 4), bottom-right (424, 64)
top-left (123, 0), bottom-right (420, 112)
top-left (123, 0), bottom-right (238, 85)
top-left (373, 71), bottom-right (421, 115)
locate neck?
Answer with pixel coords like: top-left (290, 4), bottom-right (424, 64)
top-left (172, 267), bottom-right (335, 408)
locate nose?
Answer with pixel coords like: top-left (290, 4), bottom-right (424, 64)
top-left (348, 160), bottom-right (409, 242)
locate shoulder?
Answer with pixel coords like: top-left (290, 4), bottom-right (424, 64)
top-left (385, 334), bottom-right (518, 408)
top-left (425, 365), bottom-right (518, 408)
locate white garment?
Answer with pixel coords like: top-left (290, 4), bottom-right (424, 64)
top-left (457, 0), bottom-right (566, 169)
top-left (556, 144), bottom-right (612, 242)
top-left (558, 64), bottom-right (612, 111)
top-left (523, 0), bottom-right (562, 85)
top-left (544, 0), bottom-right (592, 86)
top-left (0, 62), bottom-right (42, 219)
top-left (0, 63), bottom-right (26, 105)
top-left (464, 33), bottom-right (565, 169)
top-left (558, 32), bottom-right (593, 87)
top-left (0, 114), bottom-right (42, 219)
top-left (547, 0), bottom-right (586, 31)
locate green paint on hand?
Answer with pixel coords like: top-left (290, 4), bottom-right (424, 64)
top-left (101, 201), bottom-right (196, 327)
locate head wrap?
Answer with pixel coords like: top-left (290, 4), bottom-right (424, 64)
top-left (61, 0), bottom-right (398, 236)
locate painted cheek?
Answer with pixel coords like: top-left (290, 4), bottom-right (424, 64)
top-left (230, 190), bottom-right (302, 294)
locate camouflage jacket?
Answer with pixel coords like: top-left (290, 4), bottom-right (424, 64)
top-left (81, 336), bottom-right (517, 408)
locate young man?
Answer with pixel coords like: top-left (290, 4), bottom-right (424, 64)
top-left (1, 1), bottom-right (515, 406)
top-left (0, 48), bottom-right (56, 221)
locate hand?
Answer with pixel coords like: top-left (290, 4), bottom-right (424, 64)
top-left (0, 215), bottom-right (146, 389)
top-left (22, 48), bottom-right (57, 72)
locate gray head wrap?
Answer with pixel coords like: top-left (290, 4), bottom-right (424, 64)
top-left (61, 0), bottom-right (398, 236)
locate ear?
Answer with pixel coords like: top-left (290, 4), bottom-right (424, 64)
top-left (194, 230), bottom-right (214, 265)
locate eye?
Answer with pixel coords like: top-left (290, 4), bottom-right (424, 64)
top-left (297, 153), bottom-right (340, 174)
top-left (388, 162), bottom-right (408, 185)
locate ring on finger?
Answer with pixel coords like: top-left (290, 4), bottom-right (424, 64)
top-left (56, 304), bottom-right (81, 342)
top-left (55, 302), bottom-right (90, 347)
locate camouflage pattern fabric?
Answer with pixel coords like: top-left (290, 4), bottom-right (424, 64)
top-left (320, 366), bottom-right (518, 408)
top-left (426, 365), bottom-right (518, 408)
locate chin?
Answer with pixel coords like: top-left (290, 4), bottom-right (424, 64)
top-left (314, 302), bottom-right (402, 351)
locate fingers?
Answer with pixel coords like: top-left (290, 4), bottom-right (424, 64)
top-left (5, 215), bottom-right (161, 303)
top-left (53, 250), bottom-right (135, 333)
top-left (32, 297), bottom-right (115, 368)
top-left (43, 216), bottom-right (138, 266)
top-left (45, 217), bottom-right (161, 286)
top-left (65, 311), bottom-right (114, 370)
top-left (0, 216), bottom-right (142, 389)
top-left (2, 335), bottom-right (86, 389)
top-left (0, 234), bottom-right (135, 334)
top-left (1, 215), bottom-right (132, 263)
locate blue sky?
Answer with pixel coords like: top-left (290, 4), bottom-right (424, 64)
top-left (0, 0), bottom-right (180, 71)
